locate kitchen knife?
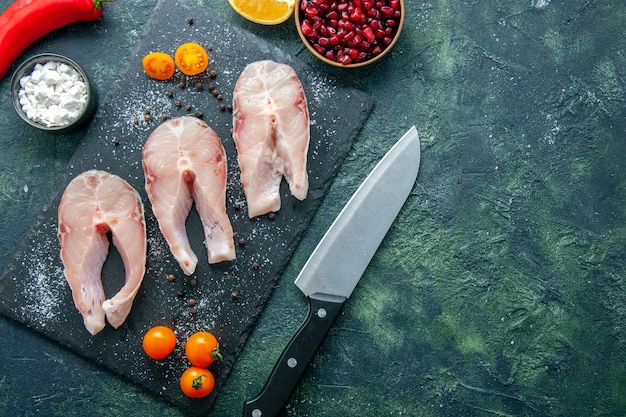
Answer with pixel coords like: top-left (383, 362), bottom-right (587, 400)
top-left (242, 126), bottom-right (421, 417)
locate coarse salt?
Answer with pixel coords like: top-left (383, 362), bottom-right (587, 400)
top-left (18, 61), bottom-right (89, 128)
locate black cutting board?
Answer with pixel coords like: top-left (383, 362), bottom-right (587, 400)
top-left (0, 0), bottom-right (373, 415)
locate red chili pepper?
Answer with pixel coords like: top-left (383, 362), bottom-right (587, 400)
top-left (0, 0), bottom-right (113, 81)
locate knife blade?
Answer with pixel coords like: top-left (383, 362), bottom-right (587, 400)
top-left (242, 126), bottom-right (421, 417)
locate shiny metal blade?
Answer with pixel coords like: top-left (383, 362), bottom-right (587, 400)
top-left (295, 126), bottom-right (420, 298)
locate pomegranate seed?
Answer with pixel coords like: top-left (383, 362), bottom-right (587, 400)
top-left (300, 0), bottom-right (308, 11)
top-left (325, 50), bottom-right (335, 60)
top-left (329, 34), bottom-right (340, 45)
top-left (382, 36), bottom-right (392, 45)
top-left (389, 0), bottom-right (399, 10)
top-left (327, 10), bottom-right (339, 19)
top-left (306, 7), bottom-right (318, 16)
top-left (318, 37), bottom-right (331, 46)
top-left (314, 43), bottom-right (326, 54)
top-left (301, 20), bottom-right (316, 37)
top-left (343, 30), bottom-right (355, 42)
top-left (380, 6), bottom-right (393, 18)
top-left (350, 7), bottom-right (364, 22)
top-left (362, 26), bottom-right (375, 43)
top-left (340, 54), bottom-right (353, 65)
top-left (346, 48), bottom-right (359, 59)
top-left (386, 18), bottom-right (397, 27)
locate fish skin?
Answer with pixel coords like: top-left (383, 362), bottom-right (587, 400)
top-left (233, 60), bottom-right (310, 218)
top-left (58, 170), bottom-right (146, 335)
top-left (142, 116), bottom-right (236, 275)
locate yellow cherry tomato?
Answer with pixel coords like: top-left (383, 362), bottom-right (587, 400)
top-left (175, 42), bottom-right (209, 76)
top-left (142, 52), bottom-right (175, 80)
top-left (184, 331), bottom-right (223, 367)
top-left (142, 326), bottom-right (176, 360)
top-left (180, 366), bottom-right (215, 398)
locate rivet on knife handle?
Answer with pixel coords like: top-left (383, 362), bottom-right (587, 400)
top-left (243, 293), bottom-right (346, 417)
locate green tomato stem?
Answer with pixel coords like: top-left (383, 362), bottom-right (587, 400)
top-left (212, 347), bottom-right (223, 361)
top-left (192, 374), bottom-right (207, 390)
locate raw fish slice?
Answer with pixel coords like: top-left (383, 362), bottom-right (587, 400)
top-left (58, 170), bottom-right (146, 335)
top-left (143, 116), bottom-right (236, 275)
top-left (233, 60), bottom-right (310, 218)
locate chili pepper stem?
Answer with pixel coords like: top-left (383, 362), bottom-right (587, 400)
top-left (93, 0), bottom-right (115, 10)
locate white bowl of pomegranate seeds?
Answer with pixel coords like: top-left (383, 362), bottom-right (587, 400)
top-left (295, 0), bottom-right (404, 68)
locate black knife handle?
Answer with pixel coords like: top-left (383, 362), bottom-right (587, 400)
top-left (242, 293), bottom-right (346, 417)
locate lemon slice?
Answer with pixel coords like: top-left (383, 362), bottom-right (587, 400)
top-left (228, 0), bottom-right (295, 25)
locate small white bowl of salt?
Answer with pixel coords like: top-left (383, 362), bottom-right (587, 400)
top-left (10, 53), bottom-right (97, 134)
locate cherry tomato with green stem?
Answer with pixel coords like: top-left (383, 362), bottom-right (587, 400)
top-left (184, 331), bottom-right (223, 367)
top-left (180, 366), bottom-right (215, 398)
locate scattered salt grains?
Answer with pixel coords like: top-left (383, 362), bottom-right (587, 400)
top-left (18, 61), bottom-right (89, 127)
top-left (307, 73), bottom-right (338, 104)
top-left (19, 237), bottom-right (65, 326)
